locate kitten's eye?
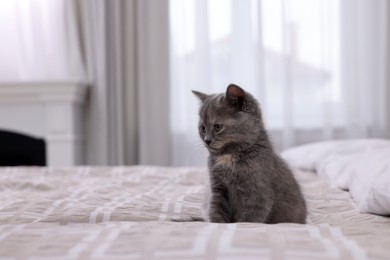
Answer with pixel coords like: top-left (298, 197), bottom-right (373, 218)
top-left (200, 125), bottom-right (206, 134)
top-left (214, 124), bottom-right (223, 132)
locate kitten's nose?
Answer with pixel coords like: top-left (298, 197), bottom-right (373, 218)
top-left (204, 137), bottom-right (211, 146)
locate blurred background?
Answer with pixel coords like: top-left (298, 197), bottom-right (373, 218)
top-left (0, 0), bottom-right (389, 167)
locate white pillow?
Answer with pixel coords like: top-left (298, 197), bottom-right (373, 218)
top-left (281, 139), bottom-right (390, 216)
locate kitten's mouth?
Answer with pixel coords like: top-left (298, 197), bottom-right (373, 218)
top-left (206, 145), bottom-right (221, 154)
top-left (204, 140), bottom-right (223, 154)
top-left (207, 149), bottom-right (220, 155)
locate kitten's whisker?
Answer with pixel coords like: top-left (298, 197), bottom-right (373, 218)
top-left (188, 142), bottom-right (208, 166)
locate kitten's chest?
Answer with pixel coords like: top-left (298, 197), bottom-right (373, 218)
top-left (210, 155), bottom-right (257, 187)
top-left (212, 154), bottom-right (237, 168)
top-left (209, 154), bottom-right (269, 191)
top-left (210, 153), bottom-right (255, 173)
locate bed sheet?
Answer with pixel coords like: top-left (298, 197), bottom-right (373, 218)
top-left (0, 166), bottom-right (389, 259)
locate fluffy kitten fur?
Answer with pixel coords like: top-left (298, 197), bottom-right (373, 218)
top-left (192, 84), bottom-right (307, 223)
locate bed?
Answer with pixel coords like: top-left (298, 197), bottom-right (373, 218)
top-left (1, 140), bottom-right (389, 259)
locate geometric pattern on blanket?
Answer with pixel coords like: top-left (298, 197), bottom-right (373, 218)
top-left (0, 166), bottom-right (389, 259)
top-left (0, 222), bottom-right (375, 259)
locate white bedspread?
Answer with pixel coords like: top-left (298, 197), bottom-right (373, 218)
top-left (0, 166), bottom-right (389, 259)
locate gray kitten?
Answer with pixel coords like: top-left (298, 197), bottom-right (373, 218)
top-left (192, 84), bottom-right (307, 223)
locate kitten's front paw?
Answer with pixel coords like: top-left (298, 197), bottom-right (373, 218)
top-left (209, 215), bottom-right (229, 223)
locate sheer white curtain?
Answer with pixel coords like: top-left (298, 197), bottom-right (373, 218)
top-left (0, 0), bottom-right (171, 166)
top-left (80, 0), bottom-right (171, 165)
top-left (0, 0), bottom-right (84, 81)
top-left (170, 0), bottom-right (390, 166)
top-left (2, 0), bottom-right (389, 166)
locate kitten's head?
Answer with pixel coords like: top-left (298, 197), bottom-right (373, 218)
top-left (192, 84), bottom-right (265, 155)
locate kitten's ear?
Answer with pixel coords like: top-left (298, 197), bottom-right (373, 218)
top-left (192, 90), bottom-right (209, 102)
top-left (226, 84), bottom-right (246, 107)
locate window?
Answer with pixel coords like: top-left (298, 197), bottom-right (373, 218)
top-left (170, 0), bottom-right (342, 131)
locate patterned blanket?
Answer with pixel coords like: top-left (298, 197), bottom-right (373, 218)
top-left (0, 166), bottom-right (389, 259)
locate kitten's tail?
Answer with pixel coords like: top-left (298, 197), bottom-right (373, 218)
top-left (171, 216), bottom-right (206, 222)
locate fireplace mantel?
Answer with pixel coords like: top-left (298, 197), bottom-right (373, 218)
top-left (0, 82), bottom-right (88, 166)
